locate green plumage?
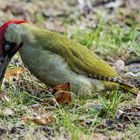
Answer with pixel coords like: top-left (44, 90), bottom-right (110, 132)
top-left (4, 23), bottom-right (139, 94)
top-left (23, 24), bottom-right (117, 78)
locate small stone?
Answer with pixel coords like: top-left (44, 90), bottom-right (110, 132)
top-left (3, 108), bottom-right (14, 117)
top-left (113, 60), bottom-right (125, 72)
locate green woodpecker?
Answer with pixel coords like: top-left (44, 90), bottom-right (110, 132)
top-left (0, 20), bottom-right (139, 95)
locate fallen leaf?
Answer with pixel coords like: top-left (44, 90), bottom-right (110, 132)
top-left (21, 116), bottom-right (32, 122)
top-left (5, 67), bottom-right (25, 80)
top-left (54, 91), bottom-right (72, 104)
top-left (21, 115), bottom-right (55, 125)
top-left (33, 115), bottom-right (55, 125)
top-left (52, 82), bottom-right (71, 93)
top-left (52, 82), bottom-right (72, 104)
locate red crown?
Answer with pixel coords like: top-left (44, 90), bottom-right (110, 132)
top-left (0, 20), bottom-right (27, 46)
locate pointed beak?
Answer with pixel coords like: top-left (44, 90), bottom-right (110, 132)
top-left (0, 41), bottom-right (23, 83)
top-left (0, 55), bottom-right (10, 83)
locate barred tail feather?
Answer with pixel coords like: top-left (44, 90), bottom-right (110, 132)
top-left (88, 74), bottom-right (139, 94)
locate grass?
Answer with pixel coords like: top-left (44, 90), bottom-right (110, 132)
top-left (98, 88), bottom-right (122, 118)
top-left (0, 0), bottom-right (140, 138)
top-left (73, 21), bottom-right (140, 59)
top-left (0, 85), bottom-right (139, 139)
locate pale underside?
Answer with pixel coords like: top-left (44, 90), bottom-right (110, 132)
top-left (19, 46), bottom-right (106, 95)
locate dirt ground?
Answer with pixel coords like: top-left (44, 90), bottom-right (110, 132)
top-left (0, 0), bottom-right (140, 140)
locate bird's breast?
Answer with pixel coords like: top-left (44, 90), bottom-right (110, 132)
top-left (19, 44), bottom-right (105, 94)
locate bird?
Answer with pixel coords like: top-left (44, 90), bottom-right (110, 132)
top-left (0, 20), bottom-right (139, 95)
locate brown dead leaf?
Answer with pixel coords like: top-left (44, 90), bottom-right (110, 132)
top-left (33, 116), bottom-right (55, 125)
top-left (5, 67), bottom-right (25, 80)
top-left (21, 116), bottom-right (32, 123)
top-left (52, 82), bottom-right (72, 104)
top-left (21, 115), bottom-right (55, 125)
top-left (54, 91), bottom-right (72, 104)
top-left (52, 82), bottom-right (71, 93)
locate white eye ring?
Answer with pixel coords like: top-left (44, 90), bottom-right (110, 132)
top-left (4, 44), bottom-right (11, 51)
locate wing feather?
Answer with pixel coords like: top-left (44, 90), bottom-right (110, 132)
top-left (28, 25), bottom-right (118, 78)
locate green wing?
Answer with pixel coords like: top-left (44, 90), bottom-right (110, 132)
top-left (28, 24), bottom-right (118, 78)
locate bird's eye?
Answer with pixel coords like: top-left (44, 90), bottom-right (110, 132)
top-left (4, 44), bottom-right (11, 51)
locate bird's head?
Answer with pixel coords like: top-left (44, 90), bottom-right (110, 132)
top-left (0, 20), bottom-right (27, 82)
